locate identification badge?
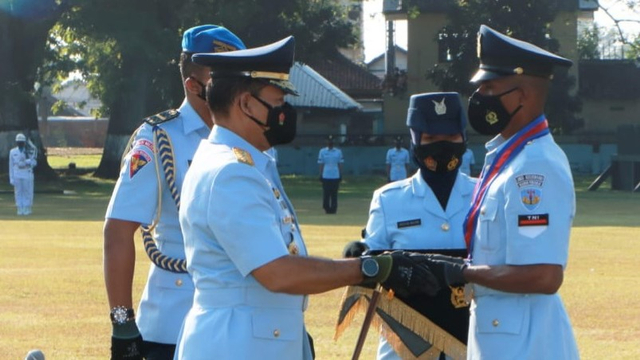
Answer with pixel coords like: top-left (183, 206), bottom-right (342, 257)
top-left (397, 219), bottom-right (421, 229)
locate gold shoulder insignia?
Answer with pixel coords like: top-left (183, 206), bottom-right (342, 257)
top-left (232, 147), bottom-right (254, 166)
top-left (143, 109), bottom-right (180, 126)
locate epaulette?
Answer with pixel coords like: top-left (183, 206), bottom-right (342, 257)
top-left (232, 147), bottom-right (254, 166)
top-left (143, 109), bottom-right (180, 126)
top-left (379, 177), bottom-right (412, 193)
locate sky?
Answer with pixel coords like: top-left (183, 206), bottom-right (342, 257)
top-left (362, 0), bottom-right (640, 63)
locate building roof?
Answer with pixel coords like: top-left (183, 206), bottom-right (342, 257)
top-left (579, 60), bottom-right (640, 100)
top-left (286, 62), bottom-right (362, 110)
top-left (366, 45), bottom-right (408, 67)
top-left (306, 50), bottom-right (383, 99)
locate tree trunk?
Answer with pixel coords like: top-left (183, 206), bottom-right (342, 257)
top-left (0, 3), bottom-right (62, 180)
top-left (94, 53), bottom-right (150, 179)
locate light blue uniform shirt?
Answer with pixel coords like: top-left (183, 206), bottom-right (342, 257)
top-left (385, 147), bottom-right (411, 181)
top-left (460, 148), bottom-right (475, 176)
top-left (318, 147), bottom-right (343, 179)
top-left (364, 170), bottom-right (476, 360)
top-left (105, 100), bottom-right (209, 344)
top-left (174, 126), bottom-right (312, 360)
top-left (468, 133), bottom-right (579, 360)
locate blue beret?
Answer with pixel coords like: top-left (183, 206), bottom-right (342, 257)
top-left (181, 25), bottom-right (245, 53)
top-left (470, 25), bottom-right (572, 83)
top-left (406, 92), bottom-right (467, 142)
top-left (192, 36), bottom-right (298, 95)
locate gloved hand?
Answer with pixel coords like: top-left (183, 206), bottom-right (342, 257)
top-left (408, 253), bottom-right (468, 287)
top-left (342, 241), bottom-right (369, 258)
top-left (361, 252), bottom-right (441, 298)
top-left (111, 319), bottom-right (143, 360)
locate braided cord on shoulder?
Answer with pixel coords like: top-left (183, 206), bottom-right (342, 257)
top-left (140, 125), bottom-right (187, 273)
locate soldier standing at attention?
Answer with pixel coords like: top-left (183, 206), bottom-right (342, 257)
top-left (317, 135), bottom-right (343, 214)
top-left (174, 36), bottom-right (441, 360)
top-left (9, 133), bottom-right (37, 215)
top-left (415, 25), bottom-right (580, 359)
top-left (385, 136), bottom-right (410, 182)
top-left (103, 25), bottom-right (245, 360)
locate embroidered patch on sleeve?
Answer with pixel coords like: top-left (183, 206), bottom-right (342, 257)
top-left (515, 174), bottom-right (544, 188)
top-left (129, 149), bottom-right (152, 178)
top-left (133, 139), bottom-right (154, 152)
top-left (397, 219), bottom-right (421, 229)
top-left (518, 214), bottom-right (549, 227)
top-left (520, 188), bottom-right (542, 211)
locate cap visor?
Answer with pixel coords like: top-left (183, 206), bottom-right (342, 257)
top-left (469, 69), bottom-right (505, 83)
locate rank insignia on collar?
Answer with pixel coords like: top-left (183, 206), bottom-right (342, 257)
top-left (232, 147), bottom-right (254, 166)
top-left (129, 149), bottom-right (152, 178)
top-left (520, 188), bottom-right (541, 210)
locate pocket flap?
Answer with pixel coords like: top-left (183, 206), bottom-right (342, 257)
top-left (252, 309), bottom-right (302, 341)
top-left (476, 296), bottom-right (527, 334)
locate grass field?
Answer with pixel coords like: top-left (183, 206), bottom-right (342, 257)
top-left (0, 154), bottom-right (639, 359)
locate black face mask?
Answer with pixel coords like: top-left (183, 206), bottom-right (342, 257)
top-left (247, 95), bottom-right (297, 146)
top-left (413, 141), bottom-right (466, 174)
top-left (190, 77), bottom-right (207, 101)
top-left (467, 87), bottom-right (522, 136)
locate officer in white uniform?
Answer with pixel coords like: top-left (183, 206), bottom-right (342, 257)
top-left (9, 133), bottom-right (37, 215)
top-left (103, 25), bottom-right (245, 360)
top-left (414, 25), bottom-right (580, 360)
top-left (362, 93), bottom-right (476, 360)
top-left (385, 136), bottom-right (410, 182)
top-left (174, 36), bottom-right (442, 360)
top-left (317, 136), bottom-right (343, 214)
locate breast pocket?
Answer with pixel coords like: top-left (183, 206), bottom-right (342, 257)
top-left (478, 198), bottom-right (500, 252)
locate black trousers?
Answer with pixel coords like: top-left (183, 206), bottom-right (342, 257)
top-left (321, 178), bottom-right (340, 214)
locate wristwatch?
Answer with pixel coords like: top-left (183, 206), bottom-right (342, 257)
top-left (360, 256), bottom-right (380, 278)
top-left (110, 306), bottom-right (135, 325)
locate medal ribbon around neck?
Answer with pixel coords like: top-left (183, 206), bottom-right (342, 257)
top-left (463, 115), bottom-right (550, 257)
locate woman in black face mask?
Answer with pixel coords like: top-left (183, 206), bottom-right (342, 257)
top-left (347, 92), bottom-right (477, 360)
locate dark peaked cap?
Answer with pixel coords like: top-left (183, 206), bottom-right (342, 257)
top-left (470, 25), bottom-right (572, 83)
top-left (192, 36), bottom-right (298, 95)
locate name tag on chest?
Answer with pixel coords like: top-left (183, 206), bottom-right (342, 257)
top-left (397, 219), bottom-right (421, 229)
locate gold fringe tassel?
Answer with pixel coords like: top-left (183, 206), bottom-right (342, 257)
top-left (335, 286), bottom-right (467, 360)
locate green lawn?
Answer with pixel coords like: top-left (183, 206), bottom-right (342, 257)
top-left (0, 159), bottom-right (638, 359)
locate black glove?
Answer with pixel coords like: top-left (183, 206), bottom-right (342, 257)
top-left (111, 320), bottom-right (143, 360)
top-left (342, 241), bottom-right (369, 258)
top-left (361, 252), bottom-right (441, 298)
top-left (409, 253), bottom-right (468, 287)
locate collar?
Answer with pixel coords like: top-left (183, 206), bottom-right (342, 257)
top-left (208, 125), bottom-right (269, 172)
top-left (178, 99), bottom-right (209, 135)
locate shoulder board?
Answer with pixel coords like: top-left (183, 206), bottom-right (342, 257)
top-left (233, 147), bottom-right (254, 166)
top-left (143, 109), bottom-right (180, 126)
top-left (380, 177), bottom-right (412, 193)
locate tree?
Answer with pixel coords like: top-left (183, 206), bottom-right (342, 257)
top-left (425, 0), bottom-right (583, 134)
top-left (0, 0), bottom-right (66, 178)
top-left (53, 0), bottom-right (357, 178)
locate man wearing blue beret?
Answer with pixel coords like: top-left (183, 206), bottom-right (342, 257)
top-left (103, 25), bottom-right (245, 360)
top-left (414, 25), bottom-right (580, 359)
top-left (173, 36), bottom-right (443, 360)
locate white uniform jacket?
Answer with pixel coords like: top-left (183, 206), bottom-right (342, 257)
top-left (174, 126), bottom-right (312, 360)
top-left (468, 133), bottom-right (579, 360)
top-left (105, 100), bottom-right (209, 344)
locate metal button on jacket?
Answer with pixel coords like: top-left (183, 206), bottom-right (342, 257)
top-left (175, 279), bottom-right (183, 287)
top-left (441, 222), bottom-right (450, 231)
top-left (492, 319), bottom-right (499, 327)
top-left (273, 329), bottom-right (280, 338)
